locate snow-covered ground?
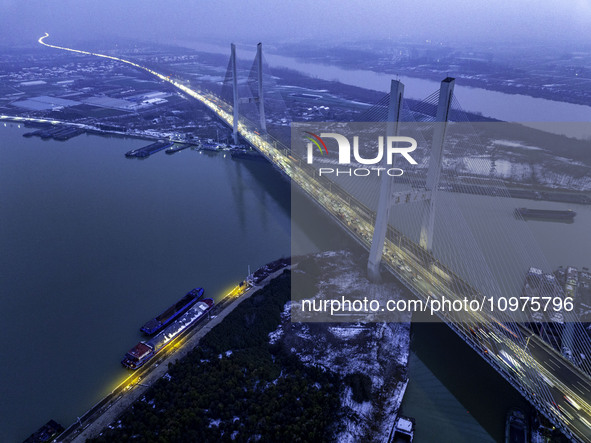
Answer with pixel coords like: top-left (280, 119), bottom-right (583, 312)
top-left (270, 316), bottom-right (410, 441)
top-left (493, 139), bottom-right (544, 151)
top-left (451, 138), bottom-right (591, 190)
top-left (270, 251), bottom-right (411, 441)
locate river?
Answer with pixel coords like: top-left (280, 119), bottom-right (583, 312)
top-left (0, 124), bottom-right (299, 440)
top-left (0, 123), bottom-right (485, 441)
top-left (1, 117), bottom-right (589, 441)
top-left (178, 40), bottom-right (591, 139)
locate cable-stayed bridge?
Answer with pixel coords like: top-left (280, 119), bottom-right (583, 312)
top-left (39, 34), bottom-right (591, 442)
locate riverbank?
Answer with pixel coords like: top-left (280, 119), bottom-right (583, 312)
top-left (268, 42), bottom-right (591, 108)
top-left (67, 267), bottom-right (290, 442)
top-left (87, 269), bottom-right (338, 442)
top-left (85, 251), bottom-right (414, 442)
top-left (0, 123), bottom-right (295, 442)
top-left (1, 114), bottom-right (176, 143)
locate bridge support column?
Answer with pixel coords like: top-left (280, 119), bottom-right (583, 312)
top-left (562, 322), bottom-right (575, 361)
top-left (368, 80), bottom-right (404, 282)
top-left (419, 77), bottom-right (455, 251)
top-left (231, 43), bottom-right (239, 145)
top-left (256, 43), bottom-right (267, 133)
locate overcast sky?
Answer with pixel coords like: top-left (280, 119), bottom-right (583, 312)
top-left (2, 0), bottom-right (591, 48)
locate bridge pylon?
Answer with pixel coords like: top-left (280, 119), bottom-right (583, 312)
top-left (367, 80), bottom-right (405, 282)
top-left (224, 43), bottom-right (268, 141)
top-left (419, 77), bottom-right (455, 251)
top-left (230, 43), bottom-right (239, 145)
top-left (256, 43), bottom-right (267, 133)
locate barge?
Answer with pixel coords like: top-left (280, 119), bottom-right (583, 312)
top-left (515, 208), bottom-right (576, 221)
top-left (140, 288), bottom-right (204, 335)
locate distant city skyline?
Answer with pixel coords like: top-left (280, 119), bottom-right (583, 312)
top-left (1, 0), bottom-right (591, 48)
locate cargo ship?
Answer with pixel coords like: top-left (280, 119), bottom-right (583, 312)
top-left (515, 208), bottom-right (576, 221)
top-left (24, 419), bottom-right (64, 443)
top-left (140, 288), bottom-right (204, 335)
top-left (230, 149), bottom-right (267, 162)
top-left (147, 298), bottom-right (214, 350)
top-left (121, 342), bottom-right (154, 370)
top-left (165, 143), bottom-right (194, 154)
top-left (125, 141), bottom-right (174, 158)
top-left (122, 298), bottom-right (214, 370)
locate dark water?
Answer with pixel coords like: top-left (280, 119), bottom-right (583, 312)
top-left (0, 124), bottom-right (299, 441)
top-left (401, 319), bottom-right (530, 443)
top-left (2, 123), bottom-right (587, 441)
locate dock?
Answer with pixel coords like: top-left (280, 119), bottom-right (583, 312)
top-left (55, 266), bottom-right (290, 442)
top-left (23, 125), bottom-right (85, 141)
top-left (165, 143), bottom-right (195, 154)
top-left (125, 141), bottom-right (174, 158)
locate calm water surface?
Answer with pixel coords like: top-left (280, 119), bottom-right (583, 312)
top-left (1, 122), bottom-right (588, 441)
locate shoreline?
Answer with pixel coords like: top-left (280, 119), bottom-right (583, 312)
top-left (59, 267), bottom-right (290, 442)
top-left (3, 114), bottom-right (589, 203)
top-left (268, 52), bottom-right (591, 109)
top-left (1, 114), bottom-right (177, 143)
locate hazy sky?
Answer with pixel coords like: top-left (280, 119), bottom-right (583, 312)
top-left (1, 0), bottom-right (591, 48)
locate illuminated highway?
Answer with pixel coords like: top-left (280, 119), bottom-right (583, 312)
top-left (38, 34), bottom-right (591, 442)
